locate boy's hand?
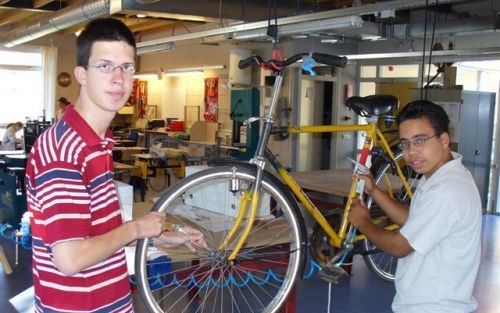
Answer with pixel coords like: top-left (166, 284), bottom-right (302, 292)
top-left (158, 225), bottom-right (207, 252)
top-left (348, 198), bottom-right (371, 229)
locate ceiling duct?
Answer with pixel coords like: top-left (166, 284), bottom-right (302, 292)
top-left (137, 0), bottom-right (467, 50)
top-left (0, 0), bottom-right (469, 48)
top-left (2, 0), bottom-right (112, 48)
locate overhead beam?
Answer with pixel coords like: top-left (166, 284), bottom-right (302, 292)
top-left (0, 0), bottom-right (66, 12)
top-left (33, 0), bottom-right (57, 8)
top-left (128, 20), bottom-right (174, 33)
top-left (0, 9), bottom-right (28, 27)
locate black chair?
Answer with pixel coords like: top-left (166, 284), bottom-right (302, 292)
top-left (129, 175), bottom-right (147, 202)
top-left (126, 129), bottom-right (139, 146)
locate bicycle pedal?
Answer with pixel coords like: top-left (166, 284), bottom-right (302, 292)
top-left (318, 265), bottom-right (349, 285)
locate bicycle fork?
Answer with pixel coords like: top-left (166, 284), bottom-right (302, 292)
top-left (220, 74), bottom-right (285, 261)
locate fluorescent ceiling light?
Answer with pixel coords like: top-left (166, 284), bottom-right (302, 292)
top-left (166, 65), bottom-right (225, 72)
top-left (137, 42), bottom-right (175, 55)
top-left (133, 71), bottom-right (162, 80)
top-left (321, 39), bottom-right (340, 43)
top-left (164, 70), bottom-right (204, 77)
top-left (232, 15), bottom-right (362, 40)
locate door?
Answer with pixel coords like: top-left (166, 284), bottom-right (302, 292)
top-left (460, 91), bottom-right (496, 211)
top-left (296, 78), bottom-right (324, 172)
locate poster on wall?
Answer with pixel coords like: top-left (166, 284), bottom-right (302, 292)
top-left (204, 78), bottom-right (218, 122)
top-left (128, 80), bottom-right (138, 106)
top-left (136, 80), bottom-right (148, 119)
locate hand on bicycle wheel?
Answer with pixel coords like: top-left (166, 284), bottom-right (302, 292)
top-left (348, 198), bottom-right (370, 229)
top-left (157, 225), bottom-right (207, 251)
top-left (132, 212), bottom-right (166, 239)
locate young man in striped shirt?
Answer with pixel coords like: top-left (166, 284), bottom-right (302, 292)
top-left (26, 18), bottom-right (205, 312)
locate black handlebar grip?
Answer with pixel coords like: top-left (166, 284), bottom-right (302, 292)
top-left (312, 53), bottom-right (347, 68)
top-left (238, 56), bottom-right (258, 69)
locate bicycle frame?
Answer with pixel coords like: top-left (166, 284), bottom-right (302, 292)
top-left (222, 69), bottom-right (413, 261)
top-left (282, 124), bottom-right (411, 248)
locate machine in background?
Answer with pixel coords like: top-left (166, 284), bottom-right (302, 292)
top-left (0, 153), bottom-right (28, 227)
top-left (0, 118), bottom-right (51, 226)
top-left (230, 88), bottom-right (260, 160)
top-left (24, 118), bottom-right (51, 154)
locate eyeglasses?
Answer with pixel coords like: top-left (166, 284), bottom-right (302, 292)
top-left (84, 62), bottom-right (136, 75)
top-left (398, 134), bottom-right (440, 150)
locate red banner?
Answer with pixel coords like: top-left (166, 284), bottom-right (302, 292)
top-left (128, 79), bottom-right (148, 119)
top-left (204, 78), bottom-right (218, 122)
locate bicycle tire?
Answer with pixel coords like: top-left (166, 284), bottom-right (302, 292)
top-left (135, 165), bottom-right (305, 313)
top-left (362, 151), bottom-right (420, 282)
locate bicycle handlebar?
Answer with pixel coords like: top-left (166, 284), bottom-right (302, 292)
top-left (238, 52), bottom-right (347, 71)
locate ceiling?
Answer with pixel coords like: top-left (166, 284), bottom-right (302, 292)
top-left (0, 0), bottom-right (498, 54)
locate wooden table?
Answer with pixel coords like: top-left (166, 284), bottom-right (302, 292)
top-left (112, 146), bottom-right (147, 162)
top-left (114, 161), bottom-right (139, 172)
top-left (112, 146), bottom-right (147, 152)
top-left (115, 139), bottom-right (136, 147)
top-left (290, 168), bottom-right (354, 198)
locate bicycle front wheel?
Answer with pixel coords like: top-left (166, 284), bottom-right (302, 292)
top-left (135, 165), bottom-right (304, 313)
top-left (362, 151), bottom-right (420, 282)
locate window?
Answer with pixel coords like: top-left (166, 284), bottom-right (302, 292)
top-left (0, 48), bottom-right (43, 125)
top-left (456, 67), bottom-right (479, 91)
top-left (360, 66), bottom-right (376, 78)
top-left (380, 64), bottom-right (419, 78)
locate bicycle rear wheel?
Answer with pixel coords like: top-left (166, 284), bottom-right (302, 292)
top-left (135, 165), bottom-right (304, 313)
top-left (362, 151), bottom-right (420, 282)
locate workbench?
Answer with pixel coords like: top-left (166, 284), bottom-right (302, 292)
top-left (112, 146), bottom-right (147, 163)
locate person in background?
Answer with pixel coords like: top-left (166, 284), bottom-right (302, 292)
top-left (348, 100), bottom-right (481, 313)
top-left (26, 18), bottom-right (205, 313)
top-left (0, 121), bottom-right (23, 151)
top-left (55, 97), bottom-right (71, 122)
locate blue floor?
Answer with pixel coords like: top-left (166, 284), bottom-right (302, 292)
top-left (1, 215), bottom-right (499, 313)
top-left (296, 214), bottom-right (500, 313)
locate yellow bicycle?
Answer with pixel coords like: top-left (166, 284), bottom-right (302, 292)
top-left (135, 52), bottom-right (419, 313)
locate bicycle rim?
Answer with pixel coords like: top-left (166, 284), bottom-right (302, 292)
top-left (363, 152), bottom-right (420, 282)
top-left (135, 165), bottom-right (303, 313)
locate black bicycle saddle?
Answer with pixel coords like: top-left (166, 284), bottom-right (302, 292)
top-left (345, 95), bottom-right (398, 117)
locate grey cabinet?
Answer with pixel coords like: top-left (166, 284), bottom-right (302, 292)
top-left (412, 89), bottom-right (496, 211)
top-left (459, 91), bottom-right (495, 211)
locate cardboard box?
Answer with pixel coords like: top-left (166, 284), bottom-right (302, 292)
top-left (184, 166), bottom-right (271, 223)
top-left (114, 180), bottom-right (133, 221)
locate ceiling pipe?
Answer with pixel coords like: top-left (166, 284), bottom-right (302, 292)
top-left (137, 0), bottom-right (467, 49)
top-left (1, 0), bottom-right (115, 48)
top-left (0, 0), bottom-right (469, 48)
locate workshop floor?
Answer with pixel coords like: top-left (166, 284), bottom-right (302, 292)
top-left (1, 179), bottom-right (499, 313)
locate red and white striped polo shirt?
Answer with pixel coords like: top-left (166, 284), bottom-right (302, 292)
top-left (26, 105), bottom-right (133, 312)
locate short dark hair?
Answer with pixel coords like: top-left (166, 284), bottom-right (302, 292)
top-left (396, 100), bottom-right (450, 135)
top-left (57, 97), bottom-right (70, 105)
top-left (76, 18), bottom-right (136, 67)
